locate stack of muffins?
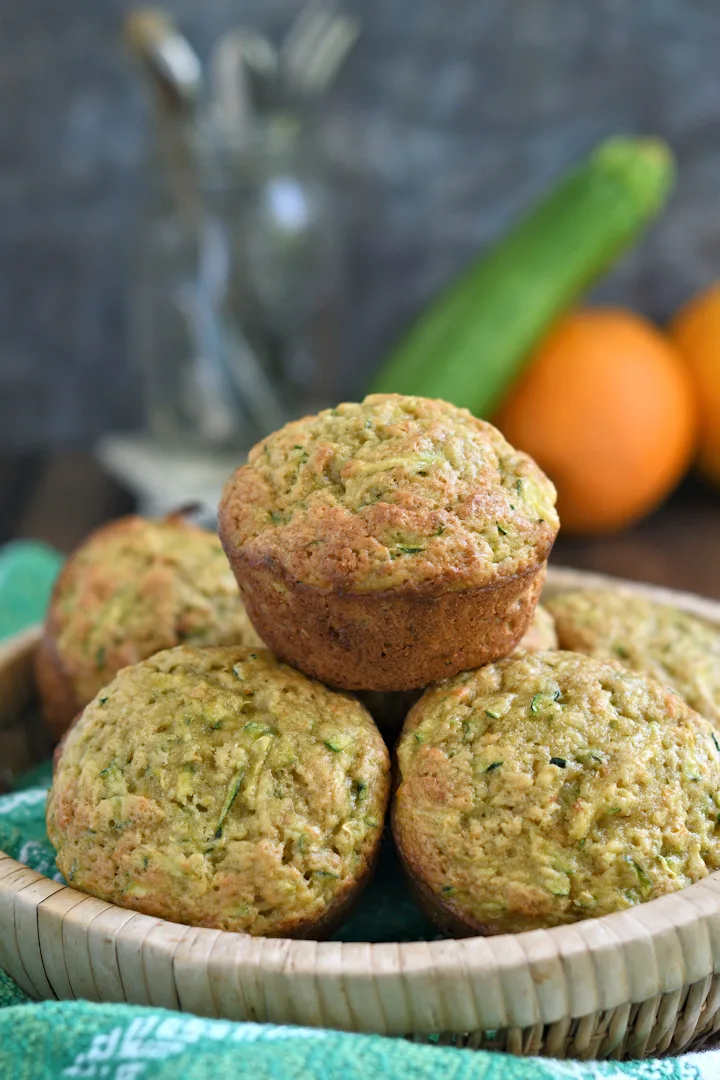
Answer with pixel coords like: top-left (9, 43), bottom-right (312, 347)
top-left (45, 394), bottom-right (720, 939)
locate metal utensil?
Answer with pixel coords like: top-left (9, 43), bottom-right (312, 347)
top-left (196, 216), bottom-right (287, 434)
top-left (126, 9), bottom-right (290, 442)
top-left (210, 27), bottom-right (278, 131)
top-left (280, 0), bottom-right (360, 97)
top-left (124, 8), bottom-right (202, 116)
top-left (124, 9), bottom-right (202, 226)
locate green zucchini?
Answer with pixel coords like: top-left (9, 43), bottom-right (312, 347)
top-left (370, 137), bottom-right (674, 416)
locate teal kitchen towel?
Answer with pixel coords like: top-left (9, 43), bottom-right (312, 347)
top-left (0, 540), bottom-right (62, 641)
top-left (1, 998), bottom-right (718, 1080)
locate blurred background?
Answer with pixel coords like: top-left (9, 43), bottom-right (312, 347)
top-left (2, 0), bottom-right (720, 593)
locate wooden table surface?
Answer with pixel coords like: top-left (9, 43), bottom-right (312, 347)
top-left (3, 451), bottom-right (720, 601)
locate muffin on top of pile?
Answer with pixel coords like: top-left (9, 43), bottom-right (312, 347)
top-left (219, 394), bottom-right (559, 691)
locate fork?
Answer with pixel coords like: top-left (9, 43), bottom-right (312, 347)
top-left (280, 0), bottom-right (360, 97)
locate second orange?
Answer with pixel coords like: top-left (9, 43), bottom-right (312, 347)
top-left (493, 308), bottom-right (697, 535)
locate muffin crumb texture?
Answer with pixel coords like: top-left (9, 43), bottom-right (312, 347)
top-left (37, 515), bottom-right (262, 733)
top-left (218, 395), bottom-right (558, 691)
top-left (220, 394), bottom-right (558, 594)
top-left (548, 588), bottom-right (720, 728)
top-left (361, 603), bottom-right (558, 736)
top-left (394, 651), bottom-right (720, 935)
top-left (48, 646), bottom-right (390, 937)
top-left (513, 602), bottom-right (557, 654)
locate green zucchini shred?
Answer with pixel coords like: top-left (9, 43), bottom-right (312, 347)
top-left (215, 770), bottom-right (245, 839)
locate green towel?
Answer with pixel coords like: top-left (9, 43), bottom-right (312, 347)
top-left (0, 540), bottom-right (63, 640)
top-left (0, 542), bottom-right (717, 1078)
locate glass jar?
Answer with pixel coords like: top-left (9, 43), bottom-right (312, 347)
top-left (129, 110), bottom-right (342, 453)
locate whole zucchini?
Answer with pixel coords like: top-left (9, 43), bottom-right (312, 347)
top-left (370, 137), bottom-right (675, 415)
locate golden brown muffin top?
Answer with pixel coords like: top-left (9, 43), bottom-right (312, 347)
top-left (48, 515), bottom-right (261, 709)
top-left (394, 651), bottom-right (720, 934)
top-left (548, 588), bottom-right (720, 728)
top-left (220, 394), bottom-right (558, 593)
top-left (48, 646), bottom-right (390, 936)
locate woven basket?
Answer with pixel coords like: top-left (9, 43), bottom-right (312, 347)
top-left (4, 566), bottom-right (720, 1060)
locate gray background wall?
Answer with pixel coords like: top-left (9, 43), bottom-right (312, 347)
top-left (2, 0), bottom-right (719, 450)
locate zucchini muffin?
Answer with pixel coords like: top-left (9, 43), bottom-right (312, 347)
top-left (48, 645), bottom-right (390, 938)
top-left (219, 394), bottom-right (559, 690)
top-left (517, 602), bottom-right (557, 654)
top-left (37, 514), bottom-right (262, 739)
top-left (393, 650), bottom-right (720, 936)
top-left (360, 603), bottom-right (558, 741)
top-left (547, 588), bottom-right (720, 728)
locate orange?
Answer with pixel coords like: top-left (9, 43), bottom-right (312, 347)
top-left (493, 308), bottom-right (697, 535)
top-left (669, 282), bottom-right (720, 484)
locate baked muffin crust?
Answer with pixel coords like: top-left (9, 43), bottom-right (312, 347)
top-left (516, 603), bottom-right (557, 653)
top-left (394, 650), bottom-right (720, 935)
top-left (548, 588), bottom-right (720, 728)
top-left (221, 394), bottom-right (558, 594)
top-left (219, 395), bottom-right (558, 689)
top-left (37, 514), bottom-right (262, 738)
top-left (360, 603), bottom-right (558, 741)
top-left (48, 646), bottom-right (390, 938)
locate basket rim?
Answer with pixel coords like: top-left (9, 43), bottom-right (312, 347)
top-left (4, 564), bottom-right (720, 1031)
